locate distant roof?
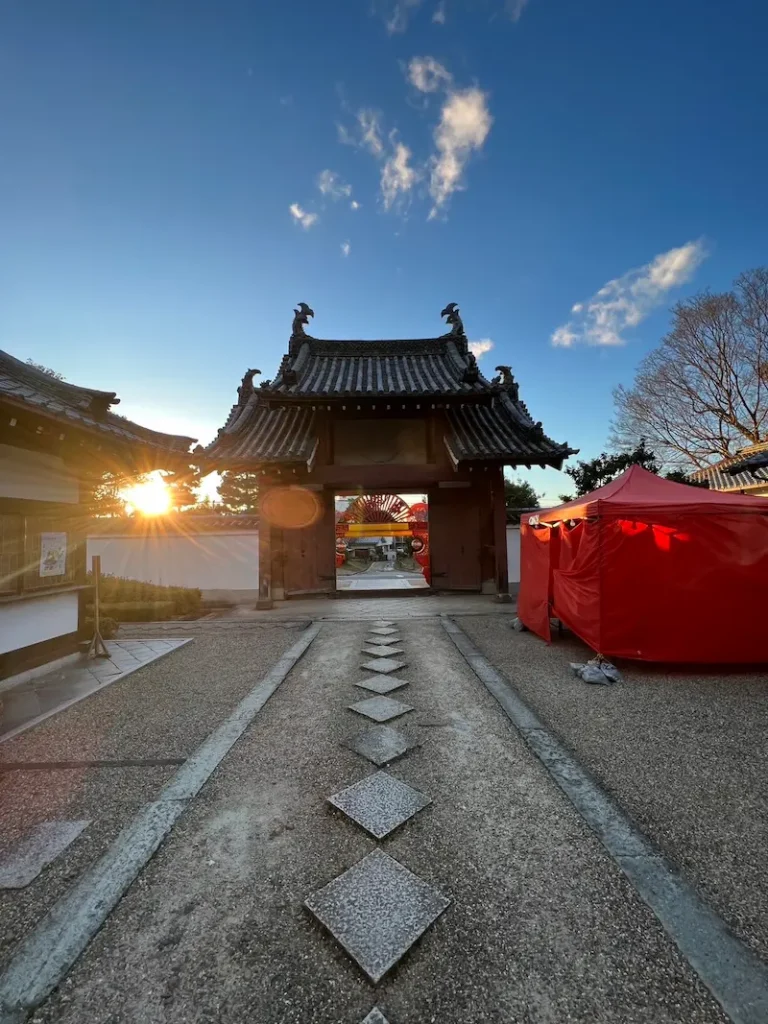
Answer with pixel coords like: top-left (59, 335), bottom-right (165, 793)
top-left (0, 349), bottom-right (196, 456)
top-left (689, 442), bottom-right (768, 492)
top-left (88, 514), bottom-right (259, 535)
top-left (262, 336), bottom-right (494, 399)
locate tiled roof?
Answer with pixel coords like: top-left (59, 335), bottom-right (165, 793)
top-left (689, 442), bottom-right (768, 491)
top-left (0, 349), bottom-right (195, 454)
top-left (204, 399), bottom-right (316, 464)
top-left (445, 393), bottom-right (575, 467)
top-left (265, 337), bottom-right (493, 397)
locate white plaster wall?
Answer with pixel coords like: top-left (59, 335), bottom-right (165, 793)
top-left (87, 533), bottom-right (260, 593)
top-left (0, 592), bottom-right (79, 654)
top-left (507, 524), bottom-right (521, 584)
top-left (0, 444), bottom-right (79, 503)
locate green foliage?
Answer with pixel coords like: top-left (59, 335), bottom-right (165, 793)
top-left (84, 615), bottom-right (118, 639)
top-left (559, 441), bottom-right (710, 501)
top-left (82, 471), bottom-right (146, 518)
top-left (161, 467), bottom-right (200, 511)
top-left (504, 477), bottom-right (540, 509)
top-left (217, 470), bottom-right (260, 514)
top-left (26, 359), bottom-right (65, 380)
top-left (89, 574), bottom-right (202, 618)
top-left (97, 601), bottom-right (176, 622)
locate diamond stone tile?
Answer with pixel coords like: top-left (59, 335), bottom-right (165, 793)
top-left (361, 1009), bottom-right (390, 1024)
top-left (355, 674), bottom-right (410, 695)
top-left (361, 657), bottom-right (406, 674)
top-left (362, 646), bottom-right (404, 658)
top-left (369, 626), bottom-right (398, 635)
top-left (365, 634), bottom-right (401, 646)
top-left (305, 849), bottom-right (450, 982)
top-left (0, 821), bottom-right (90, 889)
top-left (328, 771), bottom-right (430, 838)
top-left (345, 724), bottom-right (414, 765)
top-left (349, 695), bottom-right (413, 723)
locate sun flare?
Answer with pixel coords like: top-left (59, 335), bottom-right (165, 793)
top-left (122, 475), bottom-right (172, 516)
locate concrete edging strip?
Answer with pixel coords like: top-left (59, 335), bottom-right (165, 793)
top-left (441, 615), bottom-right (768, 1024)
top-left (0, 622), bottom-right (322, 1024)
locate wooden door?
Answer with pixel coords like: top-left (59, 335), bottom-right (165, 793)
top-left (428, 485), bottom-right (482, 590)
top-left (282, 491), bottom-right (336, 596)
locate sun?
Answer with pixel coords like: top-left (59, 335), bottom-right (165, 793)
top-left (122, 474), bottom-right (172, 516)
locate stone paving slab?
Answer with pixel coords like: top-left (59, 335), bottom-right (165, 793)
top-left (362, 646), bottom-right (405, 658)
top-left (361, 1008), bottom-right (389, 1023)
top-left (369, 627), bottom-right (398, 635)
top-left (355, 675), bottom-right (410, 695)
top-left (348, 696), bottom-right (413, 723)
top-left (360, 658), bottom-right (406, 675)
top-left (0, 821), bottom-right (90, 889)
top-left (328, 771), bottom-right (430, 839)
top-left (304, 849), bottom-right (450, 983)
top-left (364, 635), bottom-right (401, 646)
top-left (345, 725), bottom-right (415, 766)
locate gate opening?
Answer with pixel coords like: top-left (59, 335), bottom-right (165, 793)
top-left (335, 493), bottom-right (430, 593)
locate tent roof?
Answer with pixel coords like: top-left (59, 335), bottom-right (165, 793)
top-left (525, 465), bottom-right (768, 523)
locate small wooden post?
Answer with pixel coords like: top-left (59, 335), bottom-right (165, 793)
top-left (87, 554), bottom-right (110, 658)
top-left (493, 466), bottom-right (511, 602)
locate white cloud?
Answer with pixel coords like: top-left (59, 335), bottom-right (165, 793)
top-left (428, 86), bottom-right (493, 216)
top-left (337, 109), bottom-right (384, 157)
top-left (341, 240), bottom-right (351, 257)
top-left (289, 203), bottom-right (318, 229)
top-left (505, 0), bottom-right (529, 21)
top-left (317, 169), bottom-right (352, 200)
top-left (381, 140), bottom-right (418, 210)
top-left (350, 199), bottom-right (361, 210)
top-left (379, 0), bottom-right (422, 34)
top-left (551, 240), bottom-right (708, 347)
top-left (408, 56), bottom-right (452, 93)
top-left (433, 2), bottom-right (446, 23)
top-left (469, 339), bottom-right (494, 358)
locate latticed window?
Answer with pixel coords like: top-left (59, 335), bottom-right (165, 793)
top-left (0, 514), bottom-right (24, 594)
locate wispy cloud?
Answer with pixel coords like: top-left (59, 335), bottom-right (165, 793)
top-left (429, 86), bottom-right (493, 217)
top-left (432, 1), bottom-right (446, 23)
top-left (381, 140), bottom-right (418, 210)
top-left (469, 339), bottom-right (494, 358)
top-left (289, 203), bottom-right (318, 230)
top-left (317, 169), bottom-right (353, 200)
top-left (341, 240), bottom-right (351, 257)
top-left (408, 56), bottom-right (452, 93)
top-left (551, 240), bottom-right (708, 347)
top-left (505, 0), bottom-right (529, 21)
top-left (378, 0), bottom-right (422, 33)
top-left (350, 199), bottom-right (361, 210)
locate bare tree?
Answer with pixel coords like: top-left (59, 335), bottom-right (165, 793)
top-left (612, 268), bottom-right (768, 468)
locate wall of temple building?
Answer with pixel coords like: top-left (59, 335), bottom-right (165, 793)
top-left (87, 529), bottom-right (261, 602)
top-left (0, 441), bottom-right (85, 680)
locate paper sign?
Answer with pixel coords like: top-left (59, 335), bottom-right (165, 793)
top-left (39, 532), bottom-right (67, 577)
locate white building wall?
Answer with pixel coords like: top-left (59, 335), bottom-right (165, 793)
top-left (506, 524), bottom-right (521, 584)
top-left (0, 592), bottom-right (79, 655)
top-left (0, 444), bottom-right (79, 502)
top-left (87, 532), bottom-right (260, 599)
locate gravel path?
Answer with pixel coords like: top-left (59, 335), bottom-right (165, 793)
top-left (458, 614), bottom-right (768, 965)
top-left (0, 626), bottom-right (298, 978)
top-left (28, 619), bottom-right (726, 1024)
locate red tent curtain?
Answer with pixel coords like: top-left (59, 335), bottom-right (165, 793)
top-left (518, 523), bottom-right (557, 641)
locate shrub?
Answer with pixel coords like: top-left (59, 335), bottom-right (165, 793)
top-left (84, 615), bottom-right (119, 639)
top-left (87, 573), bottom-right (202, 618)
top-left (97, 601), bottom-right (176, 622)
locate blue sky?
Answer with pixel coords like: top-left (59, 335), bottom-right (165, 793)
top-left (2, 0), bottom-right (767, 501)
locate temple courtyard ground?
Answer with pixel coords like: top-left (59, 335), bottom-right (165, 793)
top-left (0, 598), bottom-right (766, 1023)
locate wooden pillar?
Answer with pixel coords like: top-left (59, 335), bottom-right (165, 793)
top-left (256, 488), bottom-right (273, 609)
top-left (492, 466), bottom-right (511, 601)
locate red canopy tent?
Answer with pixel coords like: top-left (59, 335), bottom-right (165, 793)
top-left (519, 465), bottom-right (768, 663)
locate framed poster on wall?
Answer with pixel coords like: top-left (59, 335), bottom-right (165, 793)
top-left (39, 531), bottom-right (67, 577)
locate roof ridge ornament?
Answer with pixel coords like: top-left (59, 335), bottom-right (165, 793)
top-left (237, 368), bottom-right (260, 406)
top-left (292, 302), bottom-right (315, 338)
top-left (440, 302), bottom-right (465, 338)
